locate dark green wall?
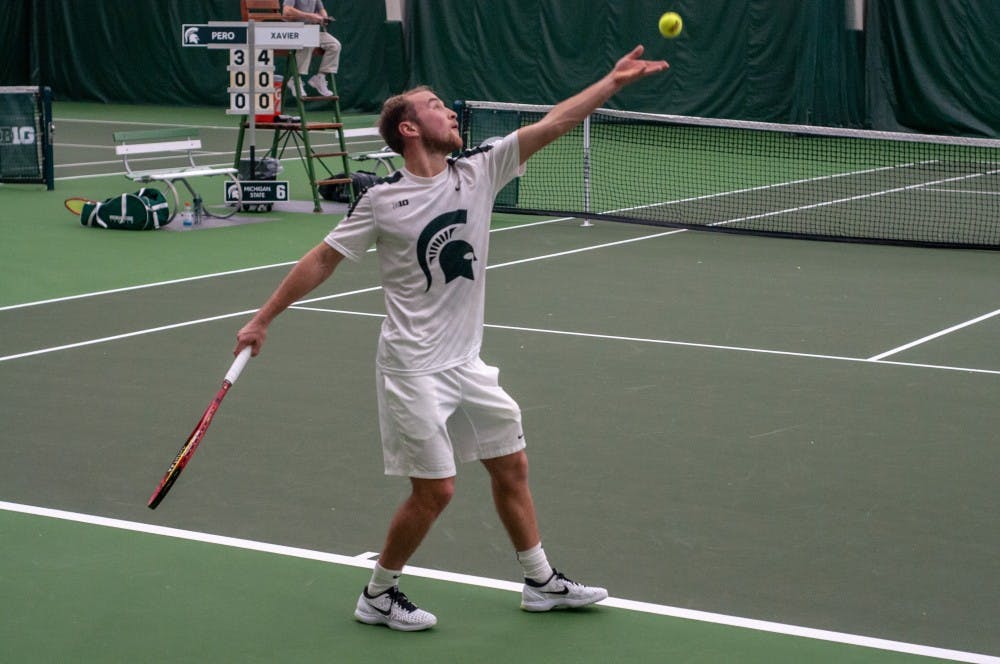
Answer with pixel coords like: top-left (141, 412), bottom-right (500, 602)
top-left (867, 1), bottom-right (1000, 136)
top-left (408, 0), bottom-right (999, 137)
top-left (0, 0), bottom-right (32, 84)
top-left (2, 0), bottom-right (997, 136)
top-left (0, 0), bottom-right (396, 112)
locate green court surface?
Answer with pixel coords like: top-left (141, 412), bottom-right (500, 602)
top-left (0, 509), bottom-right (962, 664)
top-left (1, 103), bottom-right (998, 663)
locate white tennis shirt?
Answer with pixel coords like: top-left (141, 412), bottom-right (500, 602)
top-left (324, 133), bottom-right (523, 375)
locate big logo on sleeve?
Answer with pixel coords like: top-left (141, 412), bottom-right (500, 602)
top-left (416, 210), bottom-right (477, 292)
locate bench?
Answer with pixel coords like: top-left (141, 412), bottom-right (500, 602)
top-left (114, 128), bottom-right (241, 222)
top-left (349, 146), bottom-right (400, 175)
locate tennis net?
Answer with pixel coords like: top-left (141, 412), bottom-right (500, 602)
top-left (0, 86), bottom-right (54, 190)
top-left (457, 101), bottom-right (1000, 249)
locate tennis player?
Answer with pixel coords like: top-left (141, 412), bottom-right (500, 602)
top-left (235, 45), bottom-right (668, 631)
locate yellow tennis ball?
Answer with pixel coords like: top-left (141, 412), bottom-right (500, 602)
top-left (659, 11), bottom-right (683, 38)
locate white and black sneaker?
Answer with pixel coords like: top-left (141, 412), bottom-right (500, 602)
top-left (354, 586), bottom-right (437, 631)
top-left (287, 77), bottom-right (307, 98)
top-left (308, 74), bottom-right (334, 97)
top-left (521, 569), bottom-right (608, 612)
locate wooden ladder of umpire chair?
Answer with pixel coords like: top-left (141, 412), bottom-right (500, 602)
top-left (235, 0), bottom-right (353, 211)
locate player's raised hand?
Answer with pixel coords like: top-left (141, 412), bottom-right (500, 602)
top-left (610, 45), bottom-right (669, 88)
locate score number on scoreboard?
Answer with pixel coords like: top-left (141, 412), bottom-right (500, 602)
top-left (226, 48), bottom-right (276, 115)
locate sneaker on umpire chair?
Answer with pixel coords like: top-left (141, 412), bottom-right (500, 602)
top-left (308, 74), bottom-right (334, 97)
top-left (521, 569), bottom-right (608, 612)
top-left (288, 76), bottom-right (307, 98)
top-left (354, 585), bottom-right (437, 631)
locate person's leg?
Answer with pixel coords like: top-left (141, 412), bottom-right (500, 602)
top-left (316, 32), bottom-right (341, 74)
top-left (481, 451), bottom-right (608, 611)
top-left (308, 33), bottom-right (340, 95)
top-left (358, 368), bottom-right (460, 631)
top-left (355, 476), bottom-right (452, 631)
top-left (288, 48), bottom-right (311, 96)
top-left (294, 46), bottom-right (312, 77)
top-left (481, 451), bottom-right (538, 551)
top-left (378, 476), bottom-right (454, 570)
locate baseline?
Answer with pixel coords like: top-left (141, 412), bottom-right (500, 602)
top-left (2, 500), bottom-right (995, 664)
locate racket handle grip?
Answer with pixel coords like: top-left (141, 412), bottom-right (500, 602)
top-left (225, 347), bottom-right (253, 385)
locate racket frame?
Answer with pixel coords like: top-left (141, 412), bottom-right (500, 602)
top-left (64, 197), bottom-right (95, 215)
top-left (146, 348), bottom-right (252, 509)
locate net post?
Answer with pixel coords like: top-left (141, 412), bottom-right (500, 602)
top-left (42, 86), bottom-right (54, 190)
top-left (0, 85), bottom-right (51, 189)
top-left (247, 19), bottom-right (257, 176)
top-left (581, 114), bottom-right (593, 227)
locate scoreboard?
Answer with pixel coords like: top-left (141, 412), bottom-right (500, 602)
top-left (226, 48), bottom-right (277, 117)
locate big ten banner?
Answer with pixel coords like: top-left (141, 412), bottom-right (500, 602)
top-left (227, 48), bottom-right (278, 118)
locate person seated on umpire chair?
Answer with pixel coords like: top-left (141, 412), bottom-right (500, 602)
top-left (282, 0), bottom-right (341, 97)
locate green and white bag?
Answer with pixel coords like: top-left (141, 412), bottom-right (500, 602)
top-left (80, 188), bottom-right (170, 230)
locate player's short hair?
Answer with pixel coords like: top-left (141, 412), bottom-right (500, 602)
top-left (377, 85), bottom-right (432, 156)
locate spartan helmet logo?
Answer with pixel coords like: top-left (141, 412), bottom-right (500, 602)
top-left (417, 210), bottom-right (477, 292)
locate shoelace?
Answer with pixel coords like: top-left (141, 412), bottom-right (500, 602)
top-left (553, 570), bottom-right (581, 586)
top-left (562, 575), bottom-right (581, 590)
top-left (388, 587), bottom-right (419, 613)
top-left (525, 569), bottom-right (585, 589)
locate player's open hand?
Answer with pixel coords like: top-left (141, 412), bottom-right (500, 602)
top-left (610, 45), bottom-right (669, 87)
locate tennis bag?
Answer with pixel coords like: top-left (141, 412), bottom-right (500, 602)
top-left (80, 188), bottom-right (170, 230)
top-left (318, 171), bottom-right (380, 203)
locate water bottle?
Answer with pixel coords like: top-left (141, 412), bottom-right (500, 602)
top-left (181, 201), bottom-right (193, 229)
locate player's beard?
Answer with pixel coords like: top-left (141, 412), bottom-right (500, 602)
top-left (421, 130), bottom-right (463, 155)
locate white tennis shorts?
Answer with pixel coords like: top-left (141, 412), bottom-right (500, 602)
top-left (376, 357), bottom-right (525, 479)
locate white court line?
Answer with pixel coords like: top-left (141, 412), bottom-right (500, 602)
top-left (588, 160), bottom-right (939, 221)
top-left (294, 306), bottom-right (384, 318)
top-left (57, 116), bottom-right (382, 139)
top-left (54, 122), bottom-right (380, 180)
top-left (710, 169), bottom-right (1000, 229)
top-left (55, 161), bottom-right (236, 183)
top-left (868, 308), bottom-right (1000, 361)
top-left (55, 117), bottom-right (247, 131)
top-left (290, 308), bottom-right (1000, 377)
top-left (0, 215), bottom-right (611, 312)
top-left (4, 224), bottom-right (998, 375)
top-left (1, 501), bottom-right (996, 664)
top-left (0, 310), bottom-right (257, 363)
top-left (927, 188), bottom-right (1000, 196)
top-left (55, 142), bottom-right (116, 150)
top-left (0, 283), bottom-right (390, 364)
top-left (0, 262), bottom-right (297, 312)
top-left (487, 227), bottom-right (688, 268)
top-left (55, 150), bottom-right (371, 182)
top-left (487, 323), bottom-right (1000, 376)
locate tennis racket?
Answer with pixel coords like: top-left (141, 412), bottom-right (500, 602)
top-left (147, 347), bottom-right (253, 509)
top-left (64, 197), bottom-right (96, 215)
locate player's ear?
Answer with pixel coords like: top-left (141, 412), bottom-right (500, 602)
top-left (399, 120), bottom-right (419, 138)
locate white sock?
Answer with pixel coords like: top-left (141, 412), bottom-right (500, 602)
top-left (516, 543), bottom-right (554, 583)
top-left (367, 562), bottom-right (402, 596)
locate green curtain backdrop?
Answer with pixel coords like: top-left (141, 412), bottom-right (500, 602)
top-left (1, 0), bottom-right (393, 112)
top-left (1, 0), bottom-right (997, 136)
top-left (867, 0), bottom-right (1000, 136)
top-left (406, 0), bottom-right (865, 123)
top-left (0, 1), bottom-right (32, 84)
top-left (407, 0), bottom-right (998, 137)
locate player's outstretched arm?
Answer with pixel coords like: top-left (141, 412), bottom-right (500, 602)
top-left (517, 45), bottom-right (668, 163)
top-left (235, 242), bottom-right (345, 357)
